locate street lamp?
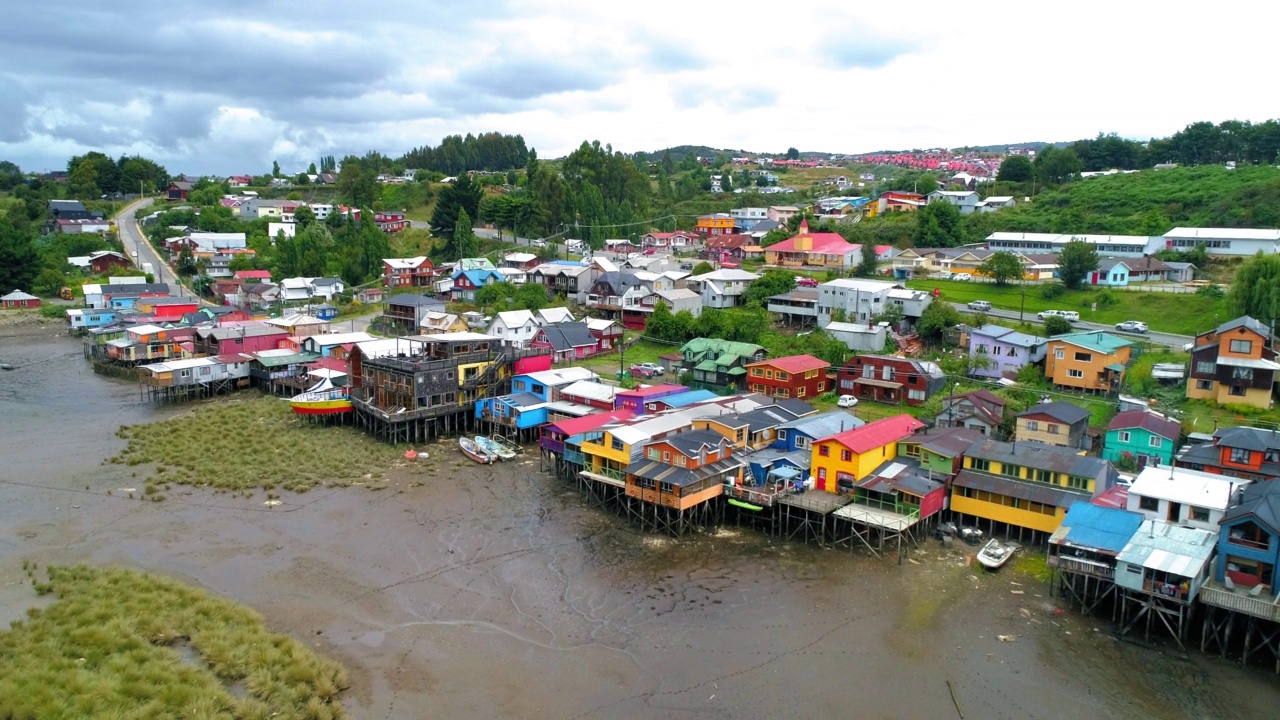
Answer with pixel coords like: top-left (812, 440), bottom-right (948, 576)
top-left (948, 381), bottom-right (960, 428)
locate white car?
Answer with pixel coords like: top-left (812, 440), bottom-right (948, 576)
top-left (837, 395), bottom-right (858, 408)
top-left (967, 300), bottom-right (991, 311)
top-left (636, 362), bottom-right (664, 375)
top-left (1115, 320), bottom-right (1148, 334)
top-left (953, 273), bottom-right (972, 281)
top-left (1038, 309), bottom-right (1079, 322)
top-left (531, 239), bottom-right (547, 248)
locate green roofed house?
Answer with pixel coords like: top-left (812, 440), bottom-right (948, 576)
top-left (1045, 331), bottom-right (1138, 395)
top-left (681, 338), bottom-right (768, 390)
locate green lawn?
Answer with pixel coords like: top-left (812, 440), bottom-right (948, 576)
top-left (571, 339), bottom-right (672, 378)
top-left (905, 279), bottom-right (1227, 336)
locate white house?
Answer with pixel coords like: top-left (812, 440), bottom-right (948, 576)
top-left (1125, 465), bottom-right (1251, 532)
top-left (535, 307), bottom-right (575, 326)
top-left (309, 277), bottom-right (345, 301)
top-left (487, 309), bottom-right (542, 347)
top-left (815, 278), bottom-right (899, 326)
top-left (729, 207), bottom-right (768, 230)
top-left (187, 232), bottom-right (247, 253)
top-left (986, 232), bottom-right (1162, 257)
top-left (926, 190), bottom-right (981, 215)
top-left (977, 196), bottom-right (1016, 213)
top-left (1162, 227), bottom-right (1280, 257)
top-left (686, 268), bottom-right (760, 309)
top-left (279, 277), bottom-right (345, 302)
top-left (268, 222), bottom-right (296, 240)
top-left (823, 321), bottom-right (887, 352)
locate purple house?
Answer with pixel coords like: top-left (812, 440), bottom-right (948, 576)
top-left (614, 384), bottom-right (689, 416)
top-left (967, 324), bottom-right (1047, 379)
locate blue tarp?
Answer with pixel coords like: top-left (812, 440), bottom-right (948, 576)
top-left (1060, 502), bottom-right (1144, 554)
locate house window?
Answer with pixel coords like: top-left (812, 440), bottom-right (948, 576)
top-left (819, 445), bottom-right (830, 457)
top-left (647, 448), bottom-right (660, 461)
top-left (1196, 379), bottom-right (1213, 390)
top-left (1047, 424), bottom-right (1059, 434)
top-left (777, 372), bottom-right (789, 381)
top-left (1190, 507), bottom-right (1210, 523)
top-left (1054, 349), bottom-right (1065, 360)
top-left (1066, 476), bottom-right (1090, 491)
top-left (662, 451), bottom-right (671, 462)
top-left (1232, 367), bottom-right (1254, 381)
top-left (1001, 463), bottom-right (1021, 478)
top-left (1067, 369), bottom-right (1084, 378)
top-left (1119, 431), bottom-right (1130, 443)
top-left (751, 368), bottom-right (764, 377)
top-left (797, 387), bottom-right (806, 398)
top-left (1138, 496), bottom-right (1159, 512)
top-left (1195, 361), bottom-right (1216, 375)
top-left (1026, 420), bottom-right (1039, 431)
top-left (796, 436), bottom-right (810, 449)
top-left (611, 438), bottom-right (624, 451)
top-left (1230, 385), bottom-right (1247, 397)
top-left (777, 388), bottom-right (789, 398)
top-left (765, 370), bottom-right (773, 379)
top-left (1148, 435), bottom-right (1162, 448)
top-left (1030, 469), bottom-right (1054, 484)
top-left (1230, 339), bottom-right (1253, 354)
top-left (840, 449), bottom-right (852, 462)
top-left (1230, 447), bottom-right (1251, 464)
top-left (969, 458), bottom-right (990, 472)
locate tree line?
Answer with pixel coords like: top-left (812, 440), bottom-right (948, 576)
top-left (401, 132), bottom-right (530, 176)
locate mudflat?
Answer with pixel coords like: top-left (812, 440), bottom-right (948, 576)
top-left (0, 331), bottom-right (1275, 719)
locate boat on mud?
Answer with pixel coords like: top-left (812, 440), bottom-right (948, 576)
top-left (976, 538), bottom-right (1021, 570)
top-left (475, 435), bottom-right (516, 461)
top-left (289, 378), bottom-right (352, 415)
top-left (459, 436), bottom-right (496, 464)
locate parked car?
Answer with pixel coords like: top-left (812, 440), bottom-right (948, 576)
top-left (953, 273), bottom-right (972, 281)
top-left (635, 362), bottom-right (664, 376)
top-left (967, 300), bottom-right (991, 311)
top-left (1115, 320), bottom-right (1148, 334)
top-left (1037, 310), bottom-right (1079, 321)
top-left (795, 276), bottom-right (819, 288)
top-left (837, 395), bottom-right (858, 408)
top-left (629, 364), bottom-right (656, 378)
top-left (936, 271), bottom-right (954, 280)
top-left (531, 239), bottom-right (546, 248)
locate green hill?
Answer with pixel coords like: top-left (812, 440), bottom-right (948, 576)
top-left (985, 165), bottom-right (1280, 235)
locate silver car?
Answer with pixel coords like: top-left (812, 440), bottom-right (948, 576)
top-left (1115, 320), bottom-right (1148, 334)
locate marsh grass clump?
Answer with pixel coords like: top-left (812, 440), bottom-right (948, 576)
top-left (0, 565), bottom-right (349, 718)
top-left (108, 397), bottom-right (404, 494)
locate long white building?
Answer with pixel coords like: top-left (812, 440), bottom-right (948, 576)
top-left (1162, 227), bottom-right (1280, 256)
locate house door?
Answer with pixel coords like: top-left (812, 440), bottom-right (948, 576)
top-left (1167, 501), bottom-right (1181, 523)
top-left (816, 468), bottom-right (827, 492)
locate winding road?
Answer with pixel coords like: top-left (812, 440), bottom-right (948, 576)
top-left (948, 302), bottom-right (1191, 349)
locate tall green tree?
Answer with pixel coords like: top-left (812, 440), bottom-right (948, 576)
top-left (1033, 146), bottom-right (1083, 185)
top-left (913, 201), bottom-right (966, 247)
top-left (996, 155), bottom-right (1032, 183)
top-left (0, 161), bottom-right (23, 191)
top-left (68, 162), bottom-right (99, 200)
top-left (786, 147), bottom-right (800, 160)
top-left (741, 268), bottom-right (796, 307)
top-left (978, 251), bottom-right (1025, 286)
top-left (917, 300), bottom-right (961, 342)
top-left (0, 218), bottom-right (39, 292)
top-left (272, 160), bottom-right (281, 178)
top-left (336, 157), bottom-right (377, 208)
top-left (430, 173), bottom-right (482, 237)
top-left (294, 206), bottom-right (316, 229)
top-left (452, 209), bottom-right (479, 260)
top-left (855, 242), bottom-right (879, 277)
top-left (1057, 240), bottom-right (1099, 289)
top-left (176, 246), bottom-right (198, 276)
top-left (1227, 253), bottom-right (1280, 326)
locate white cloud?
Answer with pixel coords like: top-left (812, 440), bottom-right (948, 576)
top-left (0, 0), bottom-right (1276, 173)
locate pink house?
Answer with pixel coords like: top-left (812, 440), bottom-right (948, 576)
top-left (614, 384), bottom-right (689, 415)
top-left (192, 324), bottom-right (291, 355)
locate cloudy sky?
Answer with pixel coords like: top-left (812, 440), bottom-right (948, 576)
top-left (2, 1), bottom-right (1275, 175)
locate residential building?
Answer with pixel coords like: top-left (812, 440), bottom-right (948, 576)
top-left (451, 267), bottom-right (504, 302)
top-left (382, 294), bottom-right (446, 334)
top-left (1186, 315), bottom-right (1279, 410)
top-left (986, 232), bottom-right (1162, 257)
top-left (821, 321), bottom-right (887, 352)
top-left (1210, 481), bottom-right (1280, 597)
top-left (904, 426), bottom-right (985, 480)
top-left (703, 234), bottom-right (754, 263)
top-left (374, 211), bottom-right (408, 233)
top-left (1014, 401), bottom-right (1091, 450)
top-left (835, 355), bottom-right (946, 406)
top-left (383, 257), bottom-right (435, 288)
top-left (476, 367), bottom-right (598, 429)
top-left (193, 324), bottom-right (291, 355)
top-left (695, 213), bottom-right (735, 236)
top-left (535, 307), bottom-right (575, 326)
top-left (487, 310), bottom-right (542, 347)
top-left (1047, 503), bottom-right (1146, 596)
top-left (686, 268), bottom-right (760, 309)
top-left (951, 438), bottom-right (1118, 536)
top-left (528, 262), bottom-right (600, 304)
top-left (876, 191), bottom-right (926, 214)
top-left (644, 389), bottom-right (718, 413)
top-left (1045, 332), bottom-right (1136, 394)
top-left (810, 415), bottom-right (925, 493)
top-left (968, 324), bottom-right (1047, 379)
top-left (1125, 465), bottom-right (1248, 531)
top-left (926, 190), bottom-right (980, 215)
top-left (585, 318), bottom-right (623, 354)
top-left (1163, 227), bottom-right (1280, 257)
top-left (615, 384), bottom-right (690, 416)
top-left (767, 205), bottom-right (800, 223)
top-left (934, 389), bottom-right (1007, 437)
top-left (65, 308), bottom-right (117, 329)
top-left (814, 278), bottom-right (899, 325)
top-left (625, 429), bottom-right (744, 519)
top-left (640, 231), bottom-right (699, 252)
top-left (233, 270), bottom-right (272, 282)
top-left (166, 181), bottom-right (191, 201)
top-left (419, 311), bottom-right (470, 335)
top-left (885, 288), bottom-right (934, 331)
top-left (560, 379), bottom-right (619, 410)
top-left (729, 207), bottom-right (768, 231)
top-left (977, 196), bottom-right (1016, 213)
top-left (1103, 410), bottom-right (1182, 467)
top-left (763, 220), bottom-right (859, 269)
top-left (1165, 262), bottom-right (1196, 283)
top-left (745, 354), bottom-right (830, 400)
top-left (1089, 258), bottom-right (1131, 287)
top-left (300, 332), bottom-right (377, 357)
top-left (532, 321), bottom-right (599, 362)
top-left (1, 290), bottom-right (41, 309)
top-left (680, 338), bottom-right (768, 389)
top-left (503, 252), bottom-right (540, 271)
top-left (1175, 426), bottom-right (1280, 482)
top-left (1114, 520), bottom-right (1216, 605)
top-left (773, 411), bottom-right (864, 453)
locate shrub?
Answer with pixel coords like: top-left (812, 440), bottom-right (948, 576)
top-left (1196, 284), bottom-right (1225, 299)
top-left (1094, 289), bottom-right (1119, 308)
top-left (1043, 316), bottom-right (1074, 336)
top-left (1039, 283), bottom-right (1066, 300)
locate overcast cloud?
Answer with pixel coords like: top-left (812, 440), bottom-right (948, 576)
top-left (1, 0), bottom-right (1276, 175)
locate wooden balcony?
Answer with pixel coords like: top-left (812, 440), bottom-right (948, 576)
top-left (1200, 582), bottom-right (1280, 622)
top-left (540, 438), bottom-right (565, 454)
top-left (1049, 555), bottom-right (1116, 580)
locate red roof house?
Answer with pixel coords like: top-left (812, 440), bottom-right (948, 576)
top-left (745, 354), bottom-right (831, 400)
top-left (762, 220), bottom-right (859, 269)
top-left (539, 409), bottom-right (636, 455)
top-left (614, 384), bottom-right (689, 415)
top-left (233, 270), bottom-right (272, 281)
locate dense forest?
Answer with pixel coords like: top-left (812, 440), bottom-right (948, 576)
top-left (400, 132), bottom-right (530, 175)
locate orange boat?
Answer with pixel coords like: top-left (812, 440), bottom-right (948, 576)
top-left (290, 379), bottom-right (352, 415)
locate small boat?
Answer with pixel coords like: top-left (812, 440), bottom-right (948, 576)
top-left (459, 437), bottom-right (495, 464)
top-left (474, 435), bottom-right (515, 461)
top-left (289, 378), bottom-right (352, 415)
top-left (976, 538), bottom-right (1021, 570)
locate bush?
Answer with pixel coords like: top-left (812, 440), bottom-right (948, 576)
top-left (1039, 283), bottom-right (1066, 300)
top-left (1043, 316), bottom-right (1074, 336)
top-left (1196, 284), bottom-right (1225, 299)
top-left (1094, 289), bottom-right (1119, 308)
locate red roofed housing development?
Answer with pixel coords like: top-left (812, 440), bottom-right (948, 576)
top-left (810, 414), bottom-right (926, 493)
top-left (763, 220), bottom-right (860, 270)
top-left (745, 354), bottom-right (830, 399)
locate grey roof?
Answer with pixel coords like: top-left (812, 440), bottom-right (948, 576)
top-left (778, 410), bottom-right (864, 439)
top-left (964, 438), bottom-right (1114, 480)
top-left (49, 199), bottom-right (86, 212)
top-left (860, 457), bottom-right (944, 498)
top-left (624, 455), bottom-right (745, 488)
top-left (98, 283), bottom-right (171, 294)
top-left (773, 398), bottom-right (817, 418)
top-left (1017, 401), bottom-right (1090, 425)
top-left (538, 322), bottom-right (596, 351)
top-left (501, 392), bottom-right (546, 408)
top-left (915, 426), bottom-right (985, 458)
top-left (741, 447), bottom-right (811, 471)
top-left (954, 469), bottom-right (1089, 508)
top-left (1214, 426), bottom-right (1280, 452)
top-left (1215, 315), bottom-right (1273, 338)
top-left (197, 324), bottom-right (287, 340)
top-left (736, 406), bottom-right (804, 433)
top-left (664, 429), bottom-right (732, 456)
top-left (310, 277), bottom-right (342, 287)
top-left (1222, 482), bottom-right (1280, 536)
top-left (388, 294), bottom-right (444, 308)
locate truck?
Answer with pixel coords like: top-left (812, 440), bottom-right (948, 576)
top-left (142, 262), bottom-right (155, 277)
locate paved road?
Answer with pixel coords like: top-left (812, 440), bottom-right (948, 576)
top-left (951, 302), bottom-right (1191, 348)
top-left (115, 197), bottom-right (187, 298)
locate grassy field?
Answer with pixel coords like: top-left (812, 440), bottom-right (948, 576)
top-left (0, 565), bottom-right (348, 719)
top-left (572, 339), bottom-right (673, 378)
top-left (905, 279), bottom-right (1227, 336)
top-left (111, 397), bottom-right (414, 494)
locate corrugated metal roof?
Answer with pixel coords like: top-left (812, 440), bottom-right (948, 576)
top-left (1054, 503), bottom-right (1144, 555)
top-left (953, 469), bottom-right (1088, 508)
top-left (1116, 519), bottom-right (1216, 574)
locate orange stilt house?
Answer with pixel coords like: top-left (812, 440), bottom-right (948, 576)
top-left (625, 429), bottom-right (744, 535)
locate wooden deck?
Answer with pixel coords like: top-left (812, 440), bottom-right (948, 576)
top-left (777, 491), bottom-right (851, 515)
top-left (1200, 581), bottom-right (1280, 622)
top-left (834, 503), bottom-right (917, 532)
